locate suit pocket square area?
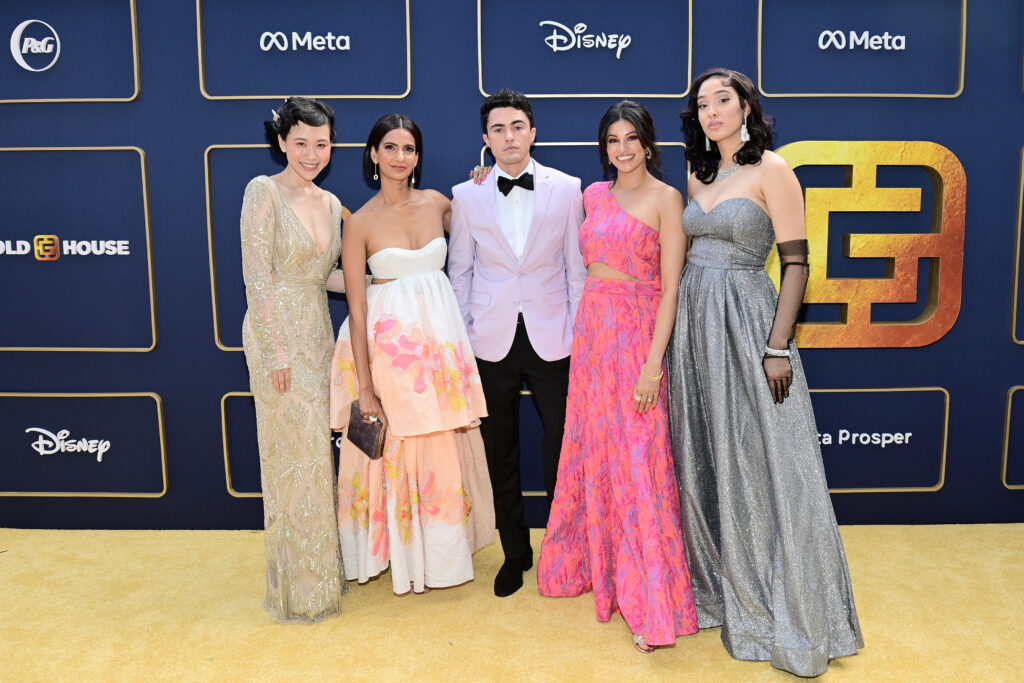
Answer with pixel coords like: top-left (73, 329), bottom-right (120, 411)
top-left (346, 400), bottom-right (386, 460)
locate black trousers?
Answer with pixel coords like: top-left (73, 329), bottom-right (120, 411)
top-left (476, 317), bottom-right (570, 564)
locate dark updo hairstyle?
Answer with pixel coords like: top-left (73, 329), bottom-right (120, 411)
top-left (680, 68), bottom-right (774, 184)
top-left (480, 88), bottom-right (535, 131)
top-left (597, 100), bottom-right (661, 179)
top-left (263, 96), bottom-right (336, 152)
top-left (362, 113), bottom-right (423, 187)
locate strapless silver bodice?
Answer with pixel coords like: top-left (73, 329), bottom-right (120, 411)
top-left (684, 197), bottom-right (775, 270)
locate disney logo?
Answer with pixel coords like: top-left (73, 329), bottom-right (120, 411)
top-left (539, 21), bottom-right (632, 60)
top-left (25, 427), bottom-right (111, 463)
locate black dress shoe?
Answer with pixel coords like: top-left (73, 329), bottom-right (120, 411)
top-left (493, 547), bottom-right (534, 597)
top-left (493, 560), bottom-right (524, 597)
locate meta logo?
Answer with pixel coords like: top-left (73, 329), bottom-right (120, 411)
top-left (25, 427), bottom-right (111, 463)
top-left (9, 19), bottom-right (61, 72)
top-left (259, 31), bottom-right (350, 52)
top-left (818, 30), bottom-right (906, 51)
top-left (539, 21), bottom-right (632, 60)
top-left (0, 236), bottom-right (131, 260)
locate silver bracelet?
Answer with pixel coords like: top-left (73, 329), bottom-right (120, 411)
top-left (763, 345), bottom-right (791, 358)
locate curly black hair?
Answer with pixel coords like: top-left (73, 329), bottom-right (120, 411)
top-left (480, 89), bottom-right (535, 131)
top-left (680, 68), bottom-right (774, 184)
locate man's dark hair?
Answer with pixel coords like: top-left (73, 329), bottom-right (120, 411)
top-left (480, 89), bottom-right (535, 131)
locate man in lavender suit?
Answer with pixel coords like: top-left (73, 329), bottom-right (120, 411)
top-left (449, 89), bottom-right (586, 597)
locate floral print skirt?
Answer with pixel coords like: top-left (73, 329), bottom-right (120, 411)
top-left (537, 277), bottom-right (698, 645)
top-left (331, 270), bottom-right (493, 594)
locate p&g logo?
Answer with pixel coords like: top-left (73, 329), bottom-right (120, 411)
top-left (9, 19), bottom-right (61, 72)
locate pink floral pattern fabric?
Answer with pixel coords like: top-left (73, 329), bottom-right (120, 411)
top-left (537, 182), bottom-right (698, 646)
top-left (330, 238), bottom-right (494, 594)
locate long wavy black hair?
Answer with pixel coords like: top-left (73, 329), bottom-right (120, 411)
top-left (680, 68), bottom-right (774, 184)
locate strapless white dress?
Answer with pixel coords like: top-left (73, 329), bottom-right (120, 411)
top-left (330, 236), bottom-right (494, 594)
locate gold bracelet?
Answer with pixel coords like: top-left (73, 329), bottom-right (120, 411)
top-left (640, 364), bottom-right (664, 381)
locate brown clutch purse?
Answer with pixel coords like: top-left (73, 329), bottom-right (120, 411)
top-left (346, 400), bottom-right (386, 460)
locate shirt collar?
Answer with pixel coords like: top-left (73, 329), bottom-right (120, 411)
top-left (495, 159), bottom-right (535, 181)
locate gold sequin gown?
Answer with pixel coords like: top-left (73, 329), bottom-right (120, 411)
top-left (241, 175), bottom-right (346, 622)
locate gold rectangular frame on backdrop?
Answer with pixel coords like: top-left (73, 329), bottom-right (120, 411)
top-left (811, 387), bottom-right (949, 493)
top-left (220, 391), bottom-right (260, 498)
top-left (204, 143), bottom-right (357, 352)
top-left (1012, 148), bottom-right (1024, 344)
top-left (0, 392), bottom-right (168, 498)
top-left (0, 147), bottom-right (157, 352)
top-left (476, 0), bottom-right (693, 98)
top-left (1002, 386), bottom-right (1024, 490)
top-left (0, 0), bottom-right (140, 103)
top-left (196, 0), bottom-right (411, 99)
top-left (756, 0), bottom-right (967, 98)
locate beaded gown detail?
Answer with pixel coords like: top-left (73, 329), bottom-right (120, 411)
top-left (537, 182), bottom-right (698, 646)
top-left (330, 237), bottom-right (495, 594)
top-left (668, 196), bottom-right (863, 676)
top-left (241, 175), bottom-right (345, 623)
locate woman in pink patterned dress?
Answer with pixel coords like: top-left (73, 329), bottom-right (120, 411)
top-left (330, 114), bottom-right (494, 595)
top-left (537, 101), bottom-right (698, 651)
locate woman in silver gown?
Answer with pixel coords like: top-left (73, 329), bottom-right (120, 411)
top-left (668, 68), bottom-right (863, 676)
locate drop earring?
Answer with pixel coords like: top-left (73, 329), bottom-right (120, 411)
top-left (410, 172), bottom-right (416, 187)
top-left (645, 148), bottom-right (652, 160)
top-left (705, 135), bottom-right (711, 152)
top-left (740, 115), bottom-right (750, 143)
top-left (373, 163), bottom-right (379, 181)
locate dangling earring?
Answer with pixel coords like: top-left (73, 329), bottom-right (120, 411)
top-left (645, 148), bottom-right (652, 160)
top-left (705, 135), bottom-right (711, 152)
top-left (410, 172), bottom-right (416, 187)
top-left (740, 115), bottom-right (750, 143)
top-left (373, 163), bottom-right (379, 181)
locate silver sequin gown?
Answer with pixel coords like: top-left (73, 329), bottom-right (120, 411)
top-left (241, 175), bottom-right (346, 622)
top-left (668, 197), bottom-right (863, 677)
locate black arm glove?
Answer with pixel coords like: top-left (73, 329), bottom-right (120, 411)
top-left (763, 239), bottom-right (809, 404)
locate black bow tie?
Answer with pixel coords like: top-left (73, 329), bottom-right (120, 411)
top-left (497, 172), bottom-right (534, 196)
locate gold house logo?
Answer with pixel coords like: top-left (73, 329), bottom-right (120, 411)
top-left (33, 234), bottom-right (60, 261)
top-left (775, 140), bottom-right (966, 348)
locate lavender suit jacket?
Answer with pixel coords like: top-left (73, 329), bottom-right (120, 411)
top-left (449, 159), bottom-right (587, 363)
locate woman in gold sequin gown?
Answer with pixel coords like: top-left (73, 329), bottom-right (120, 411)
top-left (241, 97), bottom-right (346, 622)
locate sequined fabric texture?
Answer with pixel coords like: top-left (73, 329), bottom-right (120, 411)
top-left (668, 197), bottom-right (863, 676)
top-left (241, 175), bottom-right (346, 622)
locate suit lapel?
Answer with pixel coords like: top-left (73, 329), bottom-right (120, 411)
top-left (520, 161), bottom-right (552, 264)
top-left (480, 171), bottom-right (517, 262)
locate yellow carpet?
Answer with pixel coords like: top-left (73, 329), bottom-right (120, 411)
top-left (1, 524), bottom-right (1022, 681)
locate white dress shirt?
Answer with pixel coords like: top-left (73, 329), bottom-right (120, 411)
top-left (494, 160), bottom-right (535, 262)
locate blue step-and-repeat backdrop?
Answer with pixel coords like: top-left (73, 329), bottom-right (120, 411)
top-left (1, 0), bottom-right (1022, 528)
